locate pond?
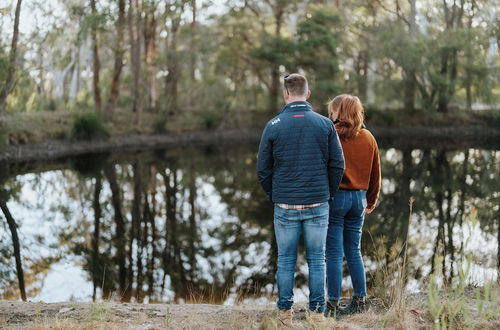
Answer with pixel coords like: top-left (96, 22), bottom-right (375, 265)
top-left (0, 137), bottom-right (499, 304)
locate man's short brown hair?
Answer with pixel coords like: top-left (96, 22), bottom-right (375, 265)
top-left (284, 73), bottom-right (308, 97)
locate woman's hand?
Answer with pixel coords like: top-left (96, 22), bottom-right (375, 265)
top-left (365, 206), bottom-right (375, 214)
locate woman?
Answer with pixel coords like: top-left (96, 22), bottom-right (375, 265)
top-left (325, 94), bottom-right (381, 317)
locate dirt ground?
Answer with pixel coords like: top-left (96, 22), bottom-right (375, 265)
top-left (0, 299), bottom-right (418, 330)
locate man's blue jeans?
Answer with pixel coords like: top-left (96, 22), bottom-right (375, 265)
top-left (274, 203), bottom-right (329, 312)
top-left (326, 190), bottom-right (367, 300)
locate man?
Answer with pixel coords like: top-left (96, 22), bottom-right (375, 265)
top-left (257, 73), bottom-right (345, 326)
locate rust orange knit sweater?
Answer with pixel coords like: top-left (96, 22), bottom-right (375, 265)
top-left (338, 128), bottom-right (381, 208)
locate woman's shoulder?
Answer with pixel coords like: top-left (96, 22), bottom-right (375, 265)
top-left (358, 128), bottom-right (378, 146)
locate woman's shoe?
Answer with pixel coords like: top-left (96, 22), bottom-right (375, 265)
top-left (339, 296), bottom-right (368, 315)
top-left (324, 299), bottom-right (340, 318)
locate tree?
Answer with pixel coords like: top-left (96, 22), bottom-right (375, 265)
top-left (0, 193), bottom-right (26, 301)
top-left (0, 0), bottom-right (23, 112)
top-left (128, 0), bottom-right (143, 122)
top-left (106, 0), bottom-right (127, 115)
top-left (295, 4), bottom-right (341, 108)
top-left (143, 0), bottom-right (159, 111)
top-left (436, 0), bottom-right (465, 113)
top-left (164, 0), bottom-right (187, 114)
top-left (90, 0), bottom-right (102, 111)
top-left (245, 0), bottom-right (298, 112)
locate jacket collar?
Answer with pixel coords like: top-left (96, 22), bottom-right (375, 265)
top-left (279, 101), bottom-right (313, 114)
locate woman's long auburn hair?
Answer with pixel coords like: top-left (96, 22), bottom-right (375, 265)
top-left (327, 94), bottom-right (364, 140)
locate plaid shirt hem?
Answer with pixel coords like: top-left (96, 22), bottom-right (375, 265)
top-left (276, 202), bottom-right (324, 210)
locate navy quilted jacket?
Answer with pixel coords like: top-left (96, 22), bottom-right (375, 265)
top-left (257, 101), bottom-right (345, 204)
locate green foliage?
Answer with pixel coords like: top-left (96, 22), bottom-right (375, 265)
top-left (296, 5), bottom-right (341, 103)
top-left (202, 111), bottom-right (221, 130)
top-left (153, 116), bottom-right (168, 134)
top-left (364, 108), bottom-right (398, 126)
top-left (70, 112), bottom-right (109, 141)
top-left (490, 109), bottom-right (500, 128)
top-left (1, 0), bottom-right (498, 128)
top-left (0, 121), bottom-right (8, 146)
top-left (250, 36), bottom-right (295, 69)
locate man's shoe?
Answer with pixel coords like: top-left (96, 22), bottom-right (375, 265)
top-left (324, 299), bottom-right (340, 319)
top-left (309, 311), bottom-right (327, 326)
top-left (278, 309), bottom-right (293, 327)
top-left (339, 296), bottom-right (368, 315)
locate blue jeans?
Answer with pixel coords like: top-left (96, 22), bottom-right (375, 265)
top-left (326, 190), bottom-right (367, 300)
top-left (274, 203), bottom-right (329, 312)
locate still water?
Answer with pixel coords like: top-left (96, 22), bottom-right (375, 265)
top-left (0, 139), bottom-right (499, 303)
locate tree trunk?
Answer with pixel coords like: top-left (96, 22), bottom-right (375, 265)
top-left (437, 0), bottom-right (464, 113)
top-left (106, 0), bottom-right (126, 115)
top-left (128, 0), bottom-right (143, 122)
top-left (355, 50), bottom-right (369, 101)
top-left (104, 164), bottom-right (128, 300)
top-left (128, 161), bottom-right (143, 301)
top-left (37, 40), bottom-right (46, 97)
top-left (437, 52), bottom-right (450, 113)
top-left (403, 72), bottom-right (416, 112)
top-left (146, 167), bottom-right (157, 300)
top-left (144, 1), bottom-right (158, 111)
top-left (162, 167), bottom-right (187, 300)
top-left (409, 0), bottom-right (417, 40)
top-left (399, 148), bottom-right (412, 258)
top-left (188, 172), bottom-right (197, 279)
top-left (92, 175), bottom-right (102, 302)
top-left (0, 0), bottom-right (23, 112)
top-left (190, 0), bottom-right (197, 82)
top-left (403, 0), bottom-right (417, 112)
top-left (269, 7), bottom-right (284, 113)
top-left (90, 0), bottom-right (102, 111)
top-left (0, 197), bottom-right (27, 301)
top-left (165, 6), bottom-right (184, 115)
top-left (497, 205), bottom-right (500, 284)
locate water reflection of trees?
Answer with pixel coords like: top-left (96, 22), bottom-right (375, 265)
top-left (0, 144), bottom-right (498, 302)
top-left (67, 146), bottom-right (277, 303)
top-left (367, 147), bottom-right (499, 289)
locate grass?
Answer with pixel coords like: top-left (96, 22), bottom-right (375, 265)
top-left (365, 198), bottom-right (500, 329)
top-left (424, 214), bottom-right (500, 329)
top-left (86, 302), bottom-right (109, 322)
top-left (162, 305), bottom-right (172, 328)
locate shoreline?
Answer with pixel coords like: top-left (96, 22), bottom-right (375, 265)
top-left (0, 125), bottom-right (499, 164)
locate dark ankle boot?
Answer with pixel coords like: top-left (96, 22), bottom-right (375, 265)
top-left (340, 296), bottom-right (368, 315)
top-left (324, 299), bottom-right (340, 318)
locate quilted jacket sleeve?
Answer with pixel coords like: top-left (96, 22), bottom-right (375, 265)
top-left (327, 125), bottom-right (345, 199)
top-left (257, 123), bottom-right (274, 201)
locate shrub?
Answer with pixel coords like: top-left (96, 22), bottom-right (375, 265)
top-left (153, 116), bottom-right (168, 134)
top-left (0, 123), bottom-right (8, 146)
top-left (70, 112), bottom-right (109, 141)
top-left (203, 111), bottom-right (221, 130)
top-left (490, 109), bottom-right (500, 128)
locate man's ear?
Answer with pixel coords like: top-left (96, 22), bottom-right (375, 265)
top-left (306, 90), bottom-right (311, 100)
top-left (283, 89), bottom-right (288, 100)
